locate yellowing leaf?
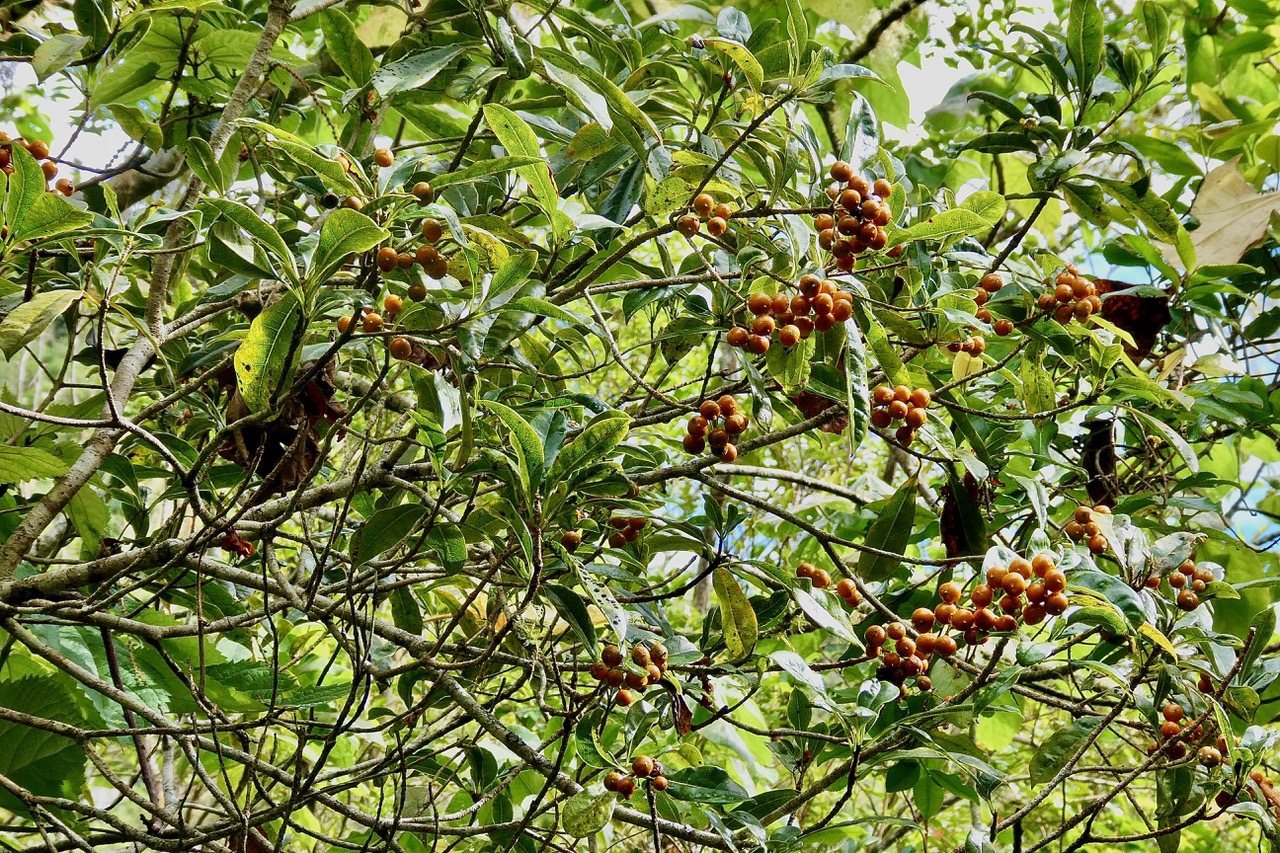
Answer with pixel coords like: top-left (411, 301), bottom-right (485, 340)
top-left (1170, 157), bottom-right (1280, 268)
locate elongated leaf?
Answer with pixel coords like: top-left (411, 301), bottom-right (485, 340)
top-left (1067, 0), bottom-right (1105, 90)
top-left (0, 290), bottom-right (80, 358)
top-left (1029, 717), bottom-right (1103, 784)
top-left (389, 586), bottom-right (424, 636)
top-left (892, 191), bottom-right (1006, 243)
top-left (311, 207), bottom-right (389, 282)
top-left (854, 303), bottom-right (909, 386)
top-left (1020, 343), bottom-right (1055, 414)
top-left (664, 765), bottom-right (749, 804)
top-left (353, 504), bottom-right (427, 567)
top-left (186, 136), bottom-right (225, 193)
top-left (483, 104), bottom-right (558, 217)
top-left (4, 145), bottom-right (91, 244)
top-left (0, 445), bottom-right (69, 483)
top-left (704, 37), bottom-right (763, 91)
top-left (234, 292), bottom-right (303, 412)
top-left (857, 478), bottom-right (917, 581)
top-left (370, 45), bottom-right (464, 98)
top-left (545, 583), bottom-right (597, 656)
top-left (430, 156), bottom-right (545, 189)
top-left (208, 198), bottom-right (298, 283)
top-left (713, 567), bottom-right (758, 659)
top-left (320, 9), bottom-right (375, 85)
top-left (844, 318), bottom-right (870, 448)
top-left (480, 399), bottom-right (545, 497)
top-left (546, 410), bottom-right (629, 486)
top-left (33, 34), bottom-right (88, 80)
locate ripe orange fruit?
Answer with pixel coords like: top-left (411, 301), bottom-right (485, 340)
top-left (746, 335), bottom-right (769, 354)
top-left (374, 148), bottom-right (394, 167)
top-left (830, 160), bottom-right (853, 183)
top-left (389, 337), bottom-right (412, 359)
top-left (939, 581), bottom-right (962, 604)
top-left (873, 178), bottom-right (892, 198)
top-left (384, 294), bottom-right (403, 315)
top-left (415, 244), bottom-right (439, 266)
top-left (412, 181), bottom-right (435, 202)
top-left (677, 214), bottom-right (700, 236)
top-left (727, 326), bottom-right (749, 347)
top-left (693, 193), bottom-right (715, 218)
top-left (699, 400), bottom-right (721, 420)
top-left (707, 216), bottom-right (728, 237)
top-left (980, 273), bottom-right (1003, 292)
top-left (362, 312), bottom-right (383, 333)
top-left (421, 218), bottom-right (443, 243)
top-left (336, 315), bottom-right (353, 335)
top-left (376, 246), bottom-right (399, 272)
top-left (779, 324), bottom-right (801, 347)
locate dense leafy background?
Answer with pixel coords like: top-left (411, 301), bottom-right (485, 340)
top-left (1, 0), bottom-right (1280, 851)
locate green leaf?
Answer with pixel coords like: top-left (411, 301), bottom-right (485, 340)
top-left (311, 207), bottom-right (389, 282)
top-left (67, 485), bottom-right (109, 558)
top-left (764, 333), bottom-right (813, 391)
top-left (320, 9), bottom-right (375, 86)
top-left (857, 477), bottom-right (917, 581)
top-left (854, 303), bottom-right (909, 386)
top-left (3, 144), bottom-right (92, 244)
top-left (891, 191), bottom-right (1006, 243)
top-left (423, 524), bottom-right (467, 575)
top-left (542, 59), bottom-right (613, 131)
top-left (1019, 343), bottom-right (1056, 414)
top-left (843, 94), bottom-right (878, 170)
top-left (844, 318), bottom-right (870, 448)
top-left (545, 583), bottom-right (597, 657)
top-left (0, 445), bottom-right (69, 483)
top-left (186, 136), bottom-right (225, 193)
top-left (664, 765), bottom-right (750, 805)
top-left (370, 45), bottom-right (464, 98)
top-left (546, 410), bottom-right (629, 486)
top-left (704, 37), bottom-right (764, 91)
top-left (1029, 717), bottom-right (1103, 784)
top-left (389, 586), bottom-right (424, 636)
top-left (0, 290), bottom-right (80, 358)
top-left (1240, 606), bottom-right (1276, 681)
top-left (713, 567), bottom-right (758, 659)
top-left (1140, 0), bottom-right (1169, 55)
top-left (1096, 178), bottom-right (1179, 242)
top-left (502, 297), bottom-right (588, 327)
top-left (0, 677), bottom-right (87, 816)
top-left (208, 198), bottom-right (298, 283)
top-left (480, 400), bottom-right (545, 497)
top-left (90, 60), bottom-right (163, 109)
top-left (233, 292), bottom-right (303, 413)
top-left (1066, 0), bottom-right (1105, 90)
top-left (353, 504), bottom-right (428, 567)
top-left (33, 33), bottom-right (88, 80)
top-left (237, 118), bottom-right (362, 196)
top-left (563, 789), bottom-right (616, 837)
top-left (430, 156), bottom-right (546, 190)
top-left (483, 104), bottom-right (559, 220)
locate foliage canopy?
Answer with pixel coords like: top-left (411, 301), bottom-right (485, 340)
top-left (2, 0), bottom-right (1280, 851)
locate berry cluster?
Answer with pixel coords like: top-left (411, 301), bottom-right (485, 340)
top-left (374, 217), bottom-right (449, 282)
top-left (870, 385), bottom-right (930, 447)
top-left (973, 273), bottom-right (1016, 336)
top-left (945, 334), bottom-right (987, 356)
top-left (0, 133), bottom-right (74, 195)
top-left (1219, 768), bottom-right (1280, 816)
top-left (817, 164), bottom-right (894, 271)
top-left (588, 643), bottom-right (669, 707)
top-left (1064, 503), bottom-right (1111, 554)
top-left (683, 395), bottom-right (748, 461)
top-left (728, 276), bottom-right (853, 355)
top-left (797, 563), bottom-right (862, 606)
top-left (677, 192), bottom-right (734, 238)
top-left (603, 754), bottom-right (669, 798)
top-left (1035, 264), bottom-right (1102, 325)
top-left (607, 516), bottom-right (647, 548)
top-left (866, 554), bottom-right (1072, 690)
top-left (1147, 558), bottom-right (1216, 612)
top-left (1151, 702), bottom-right (1233, 767)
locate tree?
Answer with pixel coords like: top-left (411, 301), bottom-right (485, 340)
top-left (0, 0), bottom-right (1279, 849)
